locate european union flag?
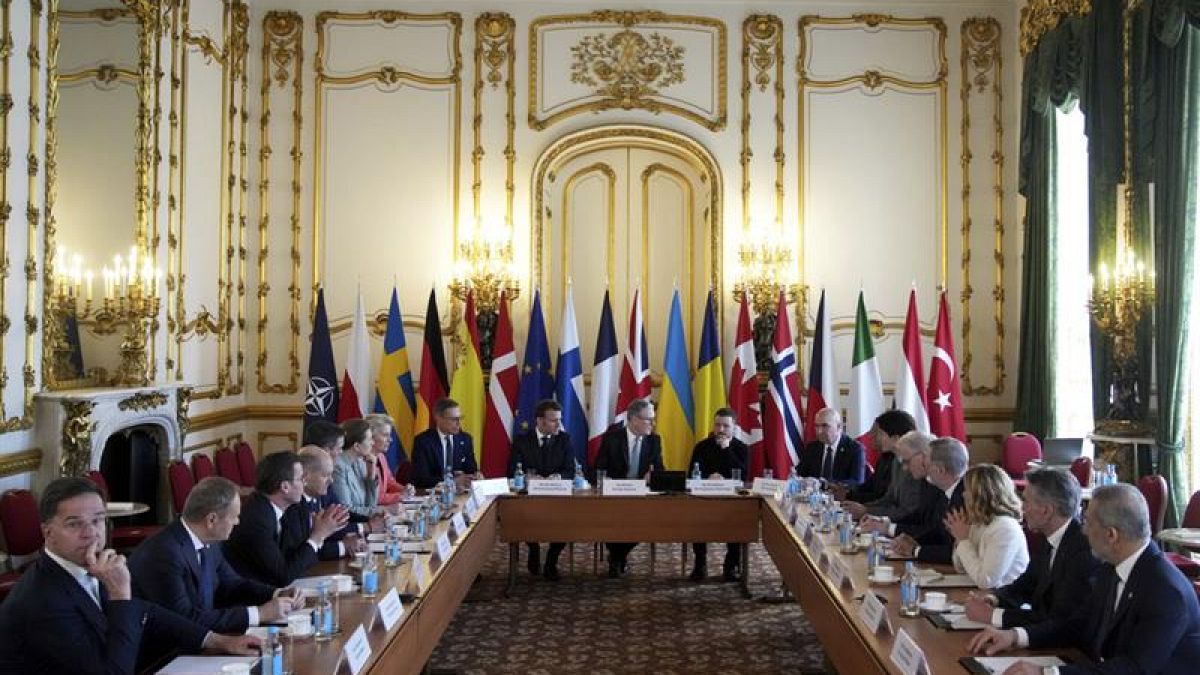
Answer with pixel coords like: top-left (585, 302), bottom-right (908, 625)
top-left (514, 291), bottom-right (554, 434)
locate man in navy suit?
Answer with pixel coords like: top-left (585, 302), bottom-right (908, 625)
top-left (593, 398), bottom-right (664, 577)
top-left (970, 483), bottom-right (1200, 674)
top-left (129, 477), bottom-right (297, 636)
top-left (0, 478), bottom-right (258, 674)
top-left (964, 468), bottom-right (1100, 628)
top-left (290, 446), bottom-right (369, 560)
top-left (797, 407), bottom-right (866, 487)
top-left (867, 436), bottom-right (968, 564)
top-left (223, 451), bottom-right (349, 586)
top-left (411, 398), bottom-right (479, 489)
top-left (509, 399), bottom-right (577, 581)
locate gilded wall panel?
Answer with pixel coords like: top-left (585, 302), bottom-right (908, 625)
top-left (740, 14), bottom-right (783, 229)
top-left (471, 12), bottom-right (514, 228)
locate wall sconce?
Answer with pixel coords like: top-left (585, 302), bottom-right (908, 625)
top-left (449, 217), bottom-right (521, 369)
top-left (732, 219), bottom-right (802, 370)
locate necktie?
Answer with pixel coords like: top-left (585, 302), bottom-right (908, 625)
top-left (628, 437), bottom-right (641, 479)
top-left (1046, 542), bottom-right (1058, 572)
top-left (443, 435), bottom-right (453, 472)
top-left (1094, 566), bottom-right (1121, 656)
top-left (539, 436), bottom-right (549, 472)
top-left (198, 546), bottom-right (215, 608)
top-left (821, 446), bottom-right (833, 480)
top-left (84, 574), bottom-right (101, 608)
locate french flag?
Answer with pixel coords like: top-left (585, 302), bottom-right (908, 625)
top-left (587, 290), bottom-right (621, 466)
top-left (803, 289), bottom-right (838, 441)
top-left (763, 290), bottom-right (804, 477)
top-left (615, 288), bottom-right (651, 422)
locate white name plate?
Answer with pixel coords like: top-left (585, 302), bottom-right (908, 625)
top-left (858, 590), bottom-right (892, 634)
top-left (343, 625), bottom-right (372, 675)
top-left (689, 480), bottom-right (739, 495)
top-left (889, 628), bottom-right (930, 675)
top-left (464, 494), bottom-right (479, 521)
top-left (450, 512), bottom-right (467, 538)
top-left (810, 536), bottom-right (827, 566)
top-left (434, 532), bottom-right (452, 561)
top-left (408, 556), bottom-right (428, 594)
top-left (828, 554), bottom-right (855, 591)
top-left (377, 588), bottom-right (404, 631)
top-left (603, 479), bottom-right (649, 496)
top-left (751, 477), bottom-right (786, 497)
top-left (472, 477), bottom-right (511, 498)
top-left (527, 479), bottom-right (573, 496)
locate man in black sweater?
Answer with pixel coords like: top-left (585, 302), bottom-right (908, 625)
top-left (687, 408), bottom-right (749, 582)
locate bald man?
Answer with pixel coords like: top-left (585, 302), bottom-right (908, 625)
top-left (797, 408), bottom-right (865, 487)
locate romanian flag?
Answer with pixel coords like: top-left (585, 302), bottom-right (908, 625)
top-left (448, 291), bottom-right (485, 464)
top-left (691, 290), bottom-right (726, 435)
top-left (657, 290), bottom-right (694, 469)
top-left (373, 286), bottom-right (418, 465)
top-left (415, 289), bottom-right (448, 432)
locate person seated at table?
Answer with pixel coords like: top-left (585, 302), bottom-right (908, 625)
top-left (303, 419), bottom-right (346, 459)
top-left (688, 407), bottom-right (748, 582)
top-left (0, 477), bottom-right (259, 674)
top-left (838, 410), bottom-right (916, 503)
top-left (593, 398), bottom-right (664, 578)
top-left (964, 467), bottom-right (1099, 628)
top-left (844, 430), bottom-right (932, 521)
top-left (509, 399), bottom-right (575, 581)
top-left (863, 436), bottom-right (967, 564)
top-left (797, 408), bottom-right (865, 488)
top-left (223, 451), bottom-right (349, 586)
top-left (411, 398), bottom-right (480, 490)
top-left (946, 464), bottom-right (1029, 589)
top-left (129, 477), bottom-right (299, 637)
top-left (295, 446), bottom-right (370, 560)
top-left (365, 413), bottom-right (409, 506)
top-left (968, 483), bottom-right (1200, 675)
top-left (332, 419), bottom-right (381, 518)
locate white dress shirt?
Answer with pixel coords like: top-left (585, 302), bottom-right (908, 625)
top-left (953, 515), bottom-right (1030, 589)
top-left (43, 549), bottom-right (101, 607)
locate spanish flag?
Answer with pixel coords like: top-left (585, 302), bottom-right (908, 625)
top-left (657, 290), bottom-right (694, 469)
top-left (448, 291), bottom-right (485, 465)
top-left (373, 286), bottom-right (417, 464)
top-left (692, 290), bottom-right (726, 437)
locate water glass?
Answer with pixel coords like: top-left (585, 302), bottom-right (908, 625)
top-left (731, 468), bottom-right (743, 485)
top-left (596, 469), bottom-right (607, 493)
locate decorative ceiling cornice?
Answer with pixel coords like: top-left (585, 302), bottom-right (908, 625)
top-left (1019, 0), bottom-right (1093, 55)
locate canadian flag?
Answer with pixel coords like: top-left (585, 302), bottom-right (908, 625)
top-left (927, 292), bottom-right (966, 441)
top-left (728, 295), bottom-right (764, 477)
top-left (614, 289), bottom-right (652, 422)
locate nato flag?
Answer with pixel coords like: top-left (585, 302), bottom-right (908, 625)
top-left (304, 287), bottom-right (340, 429)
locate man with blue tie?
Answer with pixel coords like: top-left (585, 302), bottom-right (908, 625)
top-left (129, 477), bottom-right (300, 635)
top-left (797, 408), bottom-right (866, 487)
top-left (0, 478), bottom-right (259, 674)
top-left (969, 483), bottom-right (1200, 674)
top-left (411, 398), bottom-right (480, 489)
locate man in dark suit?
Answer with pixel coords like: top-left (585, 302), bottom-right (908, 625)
top-left (869, 436), bottom-right (968, 564)
top-left (970, 483), bottom-right (1200, 674)
top-left (0, 478), bottom-right (258, 674)
top-left (841, 410), bottom-right (916, 503)
top-left (797, 408), bottom-right (866, 487)
top-left (302, 419), bottom-right (345, 459)
top-left (593, 398), bottom-right (664, 577)
top-left (223, 451), bottom-right (349, 586)
top-left (688, 408), bottom-right (748, 582)
top-left (509, 399), bottom-right (576, 581)
top-left (964, 467), bottom-right (1100, 628)
top-left (291, 446), bottom-right (368, 561)
top-left (130, 477), bottom-right (295, 637)
top-left (411, 397), bottom-right (479, 489)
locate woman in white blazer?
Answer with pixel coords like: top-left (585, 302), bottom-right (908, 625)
top-left (947, 463), bottom-right (1029, 589)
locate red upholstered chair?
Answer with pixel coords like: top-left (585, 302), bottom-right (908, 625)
top-left (1166, 490), bottom-right (1200, 578)
top-left (233, 442), bottom-right (257, 488)
top-left (191, 452), bottom-right (215, 481)
top-left (167, 460), bottom-right (195, 515)
top-left (1136, 474), bottom-right (1168, 536)
top-left (394, 459), bottom-right (412, 487)
top-left (214, 447), bottom-right (242, 484)
top-left (0, 489), bottom-right (43, 603)
top-left (85, 470), bottom-right (161, 550)
top-left (1070, 456), bottom-right (1093, 489)
top-left (1002, 433), bottom-right (1043, 489)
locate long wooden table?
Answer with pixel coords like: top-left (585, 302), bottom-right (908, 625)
top-left (277, 492), bottom-right (1070, 675)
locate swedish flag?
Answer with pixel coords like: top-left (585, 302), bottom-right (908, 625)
top-left (374, 287), bottom-right (417, 465)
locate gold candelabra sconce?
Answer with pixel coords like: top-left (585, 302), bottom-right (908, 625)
top-left (49, 245), bottom-right (161, 387)
top-left (448, 217), bottom-right (521, 370)
top-left (732, 219), bottom-right (803, 371)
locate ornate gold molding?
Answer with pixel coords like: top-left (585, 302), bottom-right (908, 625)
top-left (472, 12), bottom-right (515, 228)
top-left (117, 390), bottom-right (167, 411)
top-left (1019, 0), bottom-right (1092, 56)
top-left (225, 0), bottom-right (248, 396)
top-left (255, 10), bottom-right (302, 395)
top-left (0, 0), bottom-right (13, 432)
top-left (312, 10), bottom-right (462, 311)
top-left (164, 0), bottom-right (182, 378)
top-left (960, 18), bottom-right (1007, 397)
top-left (60, 399), bottom-right (94, 477)
top-left (641, 162), bottom-right (697, 334)
top-left (257, 431), bottom-right (297, 455)
top-left (528, 11), bottom-right (727, 132)
top-left (557, 162), bottom-right (616, 314)
top-left (740, 15), bottom-right (784, 229)
top-left (57, 64), bottom-right (139, 84)
top-left (0, 448), bottom-right (41, 478)
top-left (176, 385), bottom-right (190, 444)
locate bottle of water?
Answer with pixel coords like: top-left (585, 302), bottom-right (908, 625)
top-left (900, 561), bottom-right (921, 616)
top-left (413, 505), bottom-right (427, 540)
top-left (866, 532), bottom-right (880, 572)
top-left (263, 626), bottom-right (283, 675)
top-left (361, 553), bottom-right (379, 598)
top-left (429, 495), bottom-right (442, 522)
top-left (443, 468), bottom-right (456, 498)
top-left (573, 460), bottom-right (586, 490)
top-left (838, 512), bottom-right (855, 553)
top-left (691, 462), bottom-right (702, 481)
top-left (513, 462), bottom-right (526, 491)
top-left (787, 466), bottom-right (801, 497)
top-left (1107, 464), bottom-right (1118, 486)
top-left (385, 525), bottom-right (402, 567)
top-left (763, 468), bottom-right (773, 480)
top-left (314, 581), bottom-right (335, 641)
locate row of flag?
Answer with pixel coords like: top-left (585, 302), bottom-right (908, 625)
top-left (303, 284), bottom-right (967, 477)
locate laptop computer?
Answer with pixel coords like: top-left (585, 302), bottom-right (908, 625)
top-left (1041, 437), bottom-right (1084, 466)
top-left (649, 470), bottom-right (687, 493)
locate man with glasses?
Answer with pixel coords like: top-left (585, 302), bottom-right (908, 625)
top-left (223, 451), bottom-right (349, 586)
top-left (411, 398), bottom-right (479, 490)
top-left (593, 398), bottom-right (664, 578)
top-left (0, 477), bottom-right (259, 674)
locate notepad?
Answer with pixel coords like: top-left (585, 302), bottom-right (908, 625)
top-left (959, 656), bottom-right (1066, 674)
top-left (156, 655), bottom-right (259, 674)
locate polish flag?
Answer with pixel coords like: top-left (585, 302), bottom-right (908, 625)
top-left (336, 290), bottom-right (371, 422)
top-left (928, 292), bottom-right (966, 441)
top-left (894, 288), bottom-right (930, 432)
top-left (481, 293), bottom-right (519, 477)
top-left (729, 295), bottom-right (764, 477)
top-left (614, 289), bottom-right (651, 422)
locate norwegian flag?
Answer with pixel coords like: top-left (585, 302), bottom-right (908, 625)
top-left (614, 288), bottom-right (652, 422)
top-left (762, 290), bottom-right (804, 477)
top-left (729, 295), bottom-right (764, 477)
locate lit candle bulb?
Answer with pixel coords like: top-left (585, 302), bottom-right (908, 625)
top-left (84, 270), bottom-right (93, 302)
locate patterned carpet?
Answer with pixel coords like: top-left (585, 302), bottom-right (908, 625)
top-left (428, 542), bottom-right (831, 674)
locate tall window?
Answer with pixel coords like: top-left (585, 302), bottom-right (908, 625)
top-left (1052, 106), bottom-right (1095, 437)
top-left (1187, 118), bottom-right (1200, 493)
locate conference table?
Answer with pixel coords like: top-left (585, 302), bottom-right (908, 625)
top-left (276, 490), bottom-right (1072, 675)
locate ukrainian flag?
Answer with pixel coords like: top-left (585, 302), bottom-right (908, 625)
top-left (692, 290), bottom-right (726, 437)
top-left (374, 287), bottom-right (417, 465)
top-left (657, 290), bottom-right (694, 469)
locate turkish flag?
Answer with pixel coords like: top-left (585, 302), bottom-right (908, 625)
top-left (927, 292), bottom-right (966, 442)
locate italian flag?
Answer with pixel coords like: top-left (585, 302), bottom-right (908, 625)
top-left (848, 291), bottom-right (885, 440)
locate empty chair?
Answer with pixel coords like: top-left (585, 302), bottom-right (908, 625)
top-left (85, 470), bottom-right (161, 550)
top-left (191, 452), bottom-right (215, 481)
top-left (167, 460), bottom-right (195, 515)
top-left (214, 446), bottom-right (242, 484)
top-left (1002, 432), bottom-right (1043, 489)
top-left (233, 441), bottom-right (257, 488)
top-left (1070, 456), bottom-right (1093, 489)
top-left (1041, 437), bottom-right (1084, 466)
top-left (0, 490), bottom-right (43, 603)
top-left (1136, 474), bottom-right (1168, 536)
top-left (1166, 490), bottom-right (1200, 578)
